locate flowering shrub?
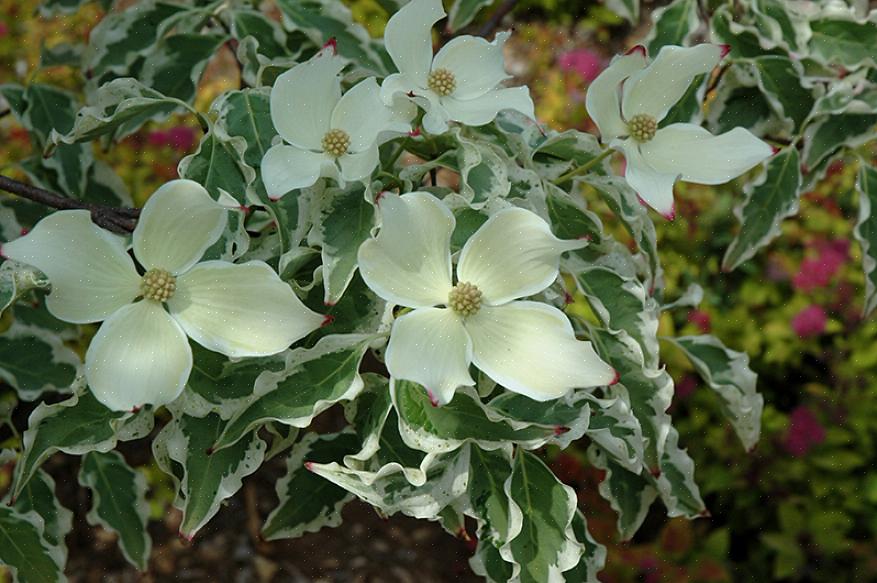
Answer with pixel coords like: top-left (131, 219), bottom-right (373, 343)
top-left (0, 0), bottom-right (875, 581)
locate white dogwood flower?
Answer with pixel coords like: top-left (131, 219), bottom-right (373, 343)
top-left (357, 192), bottom-right (616, 405)
top-left (2, 180), bottom-right (324, 411)
top-left (262, 47), bottom-right (414, 198)
top-left (380, 0), bottom-right (535, 135)
top-left (586, 44), bottom-right (774, 219)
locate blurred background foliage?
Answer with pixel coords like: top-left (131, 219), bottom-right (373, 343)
top-left (0, 0), bottom-right (875, 581)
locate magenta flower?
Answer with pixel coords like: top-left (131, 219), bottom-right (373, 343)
top-left (147, 127), bottom-right (197, 152)
top-left (792, 305), bottom-right (827, 338)
top-left (792, 239), bottom-right (849, 292)
top-left (687, 309), bottom-right (711, 333)
top-left (783, 406), bottom-right (826, 457)
top-left (557, 48), bottom-right (605, 82)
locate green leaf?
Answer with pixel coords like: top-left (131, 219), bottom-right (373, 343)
top-left (0, 262), bottom-right (49, 319)
top-left (178, 128), bottom-right (256, 204)
top-left (746, 56), bottom-right (814, 131)
top-left (666, 335), bottom-right (763, 450)
top-left (659, 73), bottom-right (706, 127)
top-left (12, 391), bottom-right (152, 505)
top-left (589, 328), bottom-right (671, 472)
top-left (576, 267), bottom-right (660, 369)
top-left (802, 113), bottom-right (877, 171)
top-left (587, 445), bottom-right (657, 540)
top-left (184, 343), bottom-right (287, 419)
top-left (503, 450), bottom-right (583, 582)
top-left (214, 88), bottom-right (277, 168)
top-left (312, 183), bottom-right (376, 304)
top-left (544, 183), bottom-right (603, 246)
top-left (0, 323), bottom-right (80, 401)
top-left (343, 373), bottom-right (393, 465)
top-left (447, 0), bottom-right (495, 33)
top-left (455, 130), bottom-right (512, 204)
top-left (9, 470), bottom-right (73, 559)
top-left (52, 78), bottom-right (186, 145)
top-left (393, 381), bottom-right (555, 454)
top-left (84, 0), bottom-right (188, 80)
top-left (854, 164), bottom-right (877, 316)
top-left (467, 446), bottom-right (516, 582)
top-left (40, 42), bottom-right (84, 68)
top-left (750, 0), bottom-right (805, 52)
top-left (0, 84), bottom-right (27, 118)
top-left (140, 33), bottom-right (226, 103)
top-left (153, 412), bottom-right (266, 540)
top-left (654, 426), bottom-right (705, 518)
top-left (309, 441), bottom-right (469, 519)
top-left (485, 390), bottom-right (596, 449)
top-left (723, 147), bottom-right (801, 271)
top-left (23, 84), bottom-right (92, 198)
top-left (710, 7), bottom-right (784, 59)
top-left (211, 335), bottom-right (371, 451)
top-left (604, 0), bottom-right (639, 24)
top-left (647, 0), bottom-right (698, 54)
top-left (276, 0), bottom-right (391, 75)
top-left (78, 451), bottom-right (151, 570)
top-left (228, 10), bottom-right (289, 59)
top-left (564, 510), bottom-right (606, 582)
top-left (0, 506), bottom-right (64, 583)
top-left (808, 17), bottom-right (877, 68)
top-left (584, 175), bottom-right (662, 287)
top-left (532, 130), bottom-right (605, 182)
top-left (38, 0), bottom-right (93, 16)
top-left (262, 431), bottom-right (360, 540)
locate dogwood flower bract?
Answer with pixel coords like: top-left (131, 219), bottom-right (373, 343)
top-left (357, 192), bottom-right (615, 405)
top-left (262, 48), bottom-right (414, 198)
top-left (380, 0), bottom-right (535, 135)
top-left (2, 180), bottom-right (324, 411)
top-left (586, 44), bottom-right (774, 218)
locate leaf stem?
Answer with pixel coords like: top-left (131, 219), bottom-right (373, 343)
top-left (554, 148), bottom-right (614, 185)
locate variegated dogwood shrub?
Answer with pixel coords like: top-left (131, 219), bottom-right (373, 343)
top-left (1, 0), bottom-right (875, 580)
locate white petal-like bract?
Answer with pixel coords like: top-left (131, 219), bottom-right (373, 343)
top-left (383, 0), bottom-right (444, 87)
top-left (2, 210), bottom-right (140, 324)
top-left (621, 44), bottom-right (724, 122)
top-left (642, 124), bottom-right (774, 185)
top-left (465, 302), bottom-right (616, 401)
top-left (85, 300), bottom-right (192, 411)
top-left (441, 86), bottom-right (535, 129)
top-left (262, 144), bottom-right (326, 196)
top-left (585, 48), bottom-right (647, 142)
top-left (616, 138), bottom-right (681, 219)
top-left (432, 33), bottom-right (511, 100)
top-left (358, 192), bottom-right (454, 308)
top-left (457, 207), bottom-right (584, 306)
top-left (167, 260), bottom-right (324, 358)
top-left (133, 179), bottom-right (227, 275)
top-left (385, 307), bottom-right (474, 405)
top-left (270, 48), bottom-right (343, 150)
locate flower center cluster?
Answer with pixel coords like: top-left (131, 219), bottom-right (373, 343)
top-left (428, 68), bottom-right (456, 97)
top-left (321, 129), bottom-right (350, 157)
top-left (628, 114), bottom-right (657, 143)
top-left (141, 268), bottom-right (176, 302)
top-left (448, 281), bottom-right (482, 317)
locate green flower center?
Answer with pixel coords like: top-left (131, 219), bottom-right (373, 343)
top-left (321, 129), bottom-right (351, 157)
top-left (428, 68), bottom-right (456, 97)
top-left (141, 268), bottom-right (176, 302)
top-left (628, 113), bottom-right (657, 143)
top-left (448, 281), bottom-right (482, 317)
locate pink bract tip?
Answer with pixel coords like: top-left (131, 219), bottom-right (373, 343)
top-left (323, 37), bottom-right (337, 54)
top-left (268, 195), bottom-right (281, 202)
top-left (408, 127), bottom-right (421, 137)
top-left (375, 191), bottom-right (388, 204)
top-left (650, 467), bottom-right (661, 478)
top-left (719, 44), bottom-right (731, 58)
top-left (178, 531), bottom-right (194, 544)
top-left (427, 389), bottom-right (440, 407)
top-left (609, 370), bottom-right (621, 385)
top-left (205, 447), bottom-right (215, 455)
top-left (304, 461), bottom-right (314, 471)
top-left (19, 228), bottom-right (28, 236)
top-left (771, 145), bottom-right (781, 155)
top-left (554, 426), bottom-right (571, 436)
top-left (625, 45), bottom-right (647, 57)
top-left (131, 405), bottom-right (142, 414)
top-left (662, 206), bottom-right (677, 221)
top-left (321, 314), bottom-right (335, 328)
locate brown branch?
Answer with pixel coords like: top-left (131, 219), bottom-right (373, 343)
top-left (0, 174), bottom-right (139, 234)
top-left (477, 0), bottom-right (518, 37)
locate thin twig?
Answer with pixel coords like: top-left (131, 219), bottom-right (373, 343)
top-left (477, 0), bottom-right (518, 37)
top-left (0, 174), bottom-right (139, 233)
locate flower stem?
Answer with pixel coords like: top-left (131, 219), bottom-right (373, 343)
top-left (554, 148), bottom-right (614, 186)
